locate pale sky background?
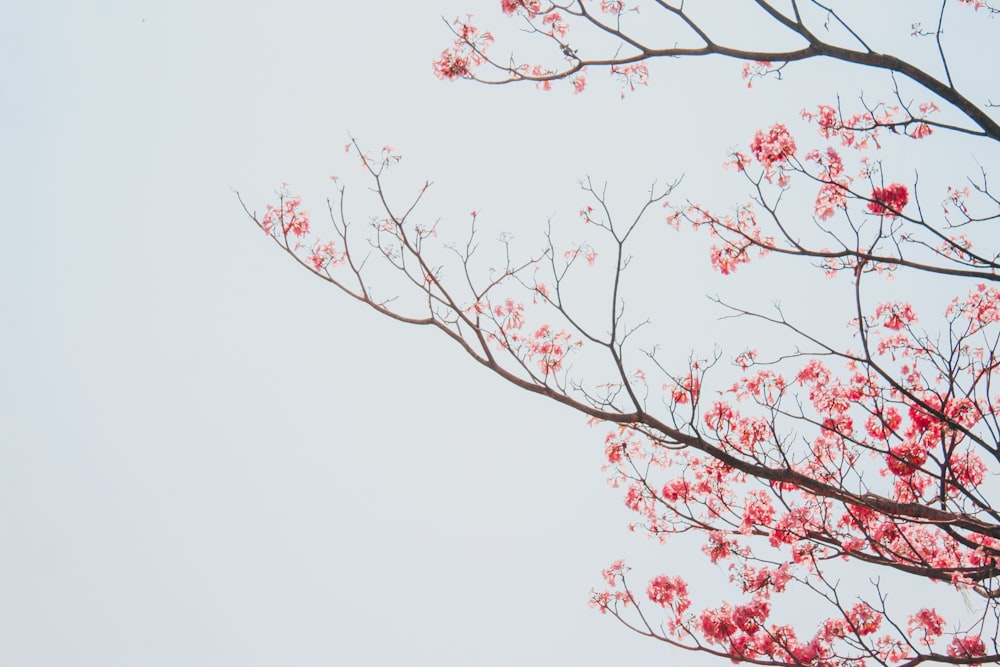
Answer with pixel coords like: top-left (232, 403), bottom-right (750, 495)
top-left (1, 2), bottom-right (995, 666)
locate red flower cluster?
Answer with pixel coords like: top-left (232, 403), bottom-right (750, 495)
top-left (867, 183), bottom-right (909, 217)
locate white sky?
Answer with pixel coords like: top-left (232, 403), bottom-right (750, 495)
top-left (1, 1), bottom-right (995, 666)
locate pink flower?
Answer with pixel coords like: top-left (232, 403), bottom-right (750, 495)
top-left (601, 559), bottom-right (627, 586)
top-left (814, 181), bottom-right (848, 219)
top-left (865, 406), bottom-right (902, 440)
top-left (708, 241), bottom-right (751, 275)
top-left (610, 63), bottom-right (649, 92)
top-left (907, 608), bottom-right (945, 646)
top-left (741, 60), bottom-right (773, 87)
top-left (886, 440), bottom-right (928, 477)
top-left (671, 373), bottom-right (700, 404)
top-left (280, 198), bottom-right (310, 237)
top-left (732, 598), bottom-right (770, 634)
top-left (308, 241), bottom-right (343, 271)
top-left (647, 575), bottom-right (689, 611)
top-left (704, 401), bottom-right (737, 432)
top-left (867, 183), bottom-right (909, 217)
top-left (661, 478), bottom-right (691, 503)
top-left (750, 123), bottom-right (797, 171)
top-left (542, 12), bottom-right (568, 39)
top-left (526, 325), bottom-right (574, 374)
top-left (434, 50), bottom-right (470, 80)
top-left (950, 450), bottom-right (986, 489)
top-left (846, 602), bottom-right (881, 635)
top-left (948, 283), bottom-right (1000, 327)
top-left (702, 532), bottom-right (736, 563)
top-left (501, 0), bottom-right (541, 15)
top-left (741, 491), bottom-right (775, 532)
top-left (875, 301), bottom-right (917, 330)
top-left (734, 349), bottom-right (757, 370)
top-left (947, 635), bottom-right (986, 658)
top-left (493, 298), bottom-right (525, 333)
top-left (699, 606), bottom-right (738, 643)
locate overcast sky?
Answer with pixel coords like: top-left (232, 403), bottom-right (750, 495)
top-left (1, 2), bottom-right (994, 666)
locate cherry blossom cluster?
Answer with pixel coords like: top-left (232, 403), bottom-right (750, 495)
top-left (252, 187), bottom-right (348, 275)
top-left (485, 297), bottom-right (581, 376)
top-left (588, 244), bottom-right (1000, 659)
top-left (803, 100), bottom-right (940, 148)
top-left (867, 183), bottom-right (910, 217)
top-left (501, 0), bottom-right (541, 16)
top-left (683, 203), bottom-right (774, 275)
top-left (609, 63), bottom-right (649, 96)
top-left (436, 2), bottom-right (654, 94)
top-left (260, 189), bottom-right (310, 238)
top-left (681, 113), bottom-right (944, 274)
top-left (594, 547), bottom-right (989, 664)
top-left (956, 0), bottom-right (998, 11)
top-left (749, 123), bottom-right (797, 181)
top-left (740, 60), bottom-right (776, 87)
top-left (433, 18), bottom-right (494, 80)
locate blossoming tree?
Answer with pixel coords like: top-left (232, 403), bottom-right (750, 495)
top-left (242, 1), bottom-right (1000, 664)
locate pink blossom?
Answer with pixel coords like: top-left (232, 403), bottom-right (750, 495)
top-left (907, 608), bottom-right (945, 646)
top-left (601, 559), bottom-right (627, 586)
top-left (670, 373), bottom-right (700, 404)
top-left (646, 574), bottom-right (689, 611)
top-left (704, 401), bottom-right (737, 432)
top-left (493, 298), bottom-right (525, 333)
top-left (308, 241), bottom-right (343, 271)
top-left (605, 439), bottom-right (624, 464)
top-left (542, 12), bottom-right (568, 39)
top-left (702, 531), bottom-right (735, 563)
top-left (723, 150), bottom-right (750, 171)
top-left (885, 440), bottom-right (928, 477)
top-left (740, 60), bottom-right (773, 87)
top-left (750, 123), bottom-right (797, 171)
top-left (501, 0), bottom-right (541, 15)
top-left (699, 606), bottom-right (738, 644)
top-left (796, 359), bottom-right (831, 387)
top-left (948, 283), bottom-right (1000, 327)
top-left (734, 349), bottom-right (757, 370)
top-left (950, 450), bottom-right (986, 489)
top-left (874, 301), bottom-right (917, 330)
top-left (865, 406), bottom-right (902, 440)
top-left (709, 242), bottom-right (751, 274)
top-left (867, 183), bottom-right (909, 217)
top-left (846, 602), bottom-right (881, 635)
top-left (610, 63), bottom-right (649, 93)
top-left (661, 478), bottom-right (691, 503)
top-left (947, 635), bottom-right (986, 658)
top-left (803, 104), bottom-right (840, 138)
top-left (527, 324), bottom-right (573, 374)
top-left (732, 598), bottom-right (770, 634)
top-left (434, 50), bottom-right (471, 80)
top-left (530, 65), bottom-right (553, 90)
top-left (741, 490), bottom-right (775, 532)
